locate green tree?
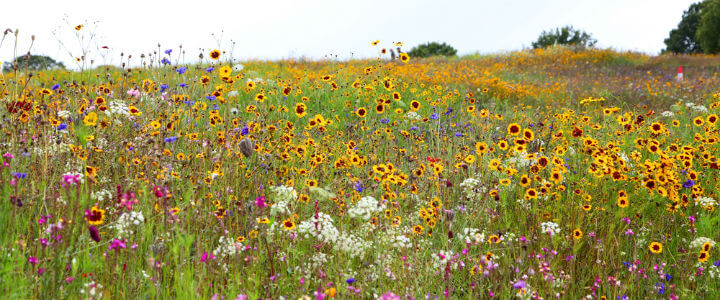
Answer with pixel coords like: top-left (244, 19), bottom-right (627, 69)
top-left (531, 25), bottom-right (597, 49)
top-left (664, 2), bottom-right (703, 54)
top-left (697, 0), bottom-right (720, 53)
top-left (407, 42), bottom-right (457, 58)
top-left (2, 54), bottom-right (65, 72)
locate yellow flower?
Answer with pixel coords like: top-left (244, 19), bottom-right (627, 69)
top-left (649, 242), bottom-right (662, 254)
top-left (83, 112), bottom-right (98, 126)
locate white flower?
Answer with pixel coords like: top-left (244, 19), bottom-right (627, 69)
top-left (57, 110), bottom-right (71, 119)
top-left (661, 111), bottom-right (675, 117)
top-left (347, 196), bottom-right (383, 221)
top-left (540, 222), bottom-right (561, 235)
top-left (690, 237), bottom-right (716, 250)
top-left (233, 64), bottom-right (244, 72)
top-left (114, 211), bottom-right (145, 237)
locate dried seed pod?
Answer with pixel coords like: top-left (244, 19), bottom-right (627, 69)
top-left (239, 138), bottom-right (255, 158)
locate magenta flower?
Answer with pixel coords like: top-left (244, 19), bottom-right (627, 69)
top-left (108, 239), bottom-right (126, 252)
top-left (28, 256), bottom-right (39, 265)
top-left (254, 196), bottom-right (266, 209)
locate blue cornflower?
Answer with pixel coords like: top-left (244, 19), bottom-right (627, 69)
top-left (160, 84), bottom-right (169, 92)
top-left (179, 83), bottom-right (187, 88)
top-left (665, 274), bottom-right (673, 281)
top-left (12, 172), bottom-right (27, 179)
top-left (52, 84), bottom-right (60, 90)
top-left (354, 182), bottom-right (363, 193)
top-left (683, 179), bottom-right (695, 188)
top-left (206, 67), bottom-right (214, 72)
top-left (212, 104), bottom-right (219, 110)
top-left (410, 126), bottom-right (419, 131)
top-left (241, 126), bottom-right (249, 136)
top-left (430, 113), bottom-right (439, 120)
top-left (206, 95), bottom-right (216, 101)
top-left (161, 58), bottom-right (171, 65)
top-left (57, 123), bottom-right (68, 130)
top-left (164, 49), bottom-right (172, 55)
top-left (164, 136), bottom-right (178, 143)
top-left (714, 261), bottom-right (720, 267)
top-left (346, 278), bottom-right (355, 284)
top-left (380, 118), bottom-right (389, 124)
top-left (655, 282), bottom-right (665, 295)
top-left (454, 132), bottom-right (463, 137)
top-left (176, 67), bottom-right (187, 75)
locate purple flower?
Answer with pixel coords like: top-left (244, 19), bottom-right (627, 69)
top-left (346, 278), bottom-right (355, 284)
top-left (512, 280), bottom-right (526, 289)
top-left (241, 126), bottom-right (249, 136)
top-left (161, 58), bottom-right (171, 65)
top-left (380, 118), bottom-right (389, 124)
top-left (177, 67), bottom-right (187, 75)
top-left (354, 181), bottom-right (364, 192)
top-left (28, 256), bottom-right (39, 265)
top-left (206, 67), bottom-right (214, 72)
top-left (164, 136), bottom-right (178, 143)
top-left (52, 84), bottom-right (60, 90)
top-left (57, 123), bottom-right (68, 130)
top-left (88, 226), bottom-right (101, 242)
top-left (179, 83), bottom-right (187, 87)
top-left (160, 84), bottom-right (169, 92)
top-left (430, 113), bottom-right (439, 120)
top-left (164, 49), bottom-right (172, 55)
top-left (683, 179), bottom-right (695, 188)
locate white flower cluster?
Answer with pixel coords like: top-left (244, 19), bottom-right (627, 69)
top-left (506, 151), bottom-right (534, 168)
top-left (382, 229), bottom-right (412, 249)
top-left (690, 237), bottom-right (716, 250)
top-left (57, 110), bottom-right (71, 119)
top-left (661, 111), bottom-right (675, 117)
top-left (432, 250), bottom-right (458, 271)
top-left (91, 189), bottom-right (113, 202)
top-left (686, 102), bottom-right (709, 112)
top-left (297, 212), bottom-right (371, 258)
top-left (404, 111), bottom-right (422, 121)
top-left (335, 233), bottom-right (372, 258)
top-left (114, 211), bottom-right (144, 237)
top-left (459, 177), bottom-right (485, 199)
top-left (107, 100), bottom-right (130, 118)
top-left (81, 281), bottom-right (103, 298)
top-left (696, 196), bottom-right (717, 208)
top-left (298, 212), bottom-right (340, 244)
top-left (270, 200), bottom-right (290, 217)
top-left (347, 196), bottom-right (384, 221)
top-left (457, 228), bottom-right (484, 244)
top-left (540, 222), bottom-right (561, 235)
top-left (233, 64), bottom-right (245, 72)
top-left (270, 185), bottom-right (298, 203)
top-left (212, 235), bottom-right (243, 259)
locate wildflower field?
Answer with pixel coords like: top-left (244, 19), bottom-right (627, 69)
top-left (3, 43), bottom-right (720, 299)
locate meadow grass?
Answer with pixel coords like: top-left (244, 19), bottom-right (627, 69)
top-left (1, 44), bottom-right (720, 299)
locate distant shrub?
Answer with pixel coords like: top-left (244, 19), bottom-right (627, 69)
top-left (697, 0), bottom-right (720, 54)
top-left (663, 2), bottom-right (703, 54)
top-left (407, 42), bottom-right (457, 58)
top-left (531, 26), bottom-right (597, 49)
top-left (2, 54), bottom-right (65, 72)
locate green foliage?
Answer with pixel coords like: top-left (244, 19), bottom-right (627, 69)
top-left (531, 25), bottom-right (597, 49)
top-left (407, 42), bottom-right (457, 58)
top-left (664, 2), bottom-right (704, 54)
top-left (2, 54), bottom-right (65, 72)
top-left (697, 0), bottom-right (720, 53)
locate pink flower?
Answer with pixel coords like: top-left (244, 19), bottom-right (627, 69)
top-left (254, 196), bottom-right (266, 209)
top-left (28, 256), bottom-right (39, 265)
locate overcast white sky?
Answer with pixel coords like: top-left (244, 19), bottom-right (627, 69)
top-left (1, 0), bottom-right (699, 68)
